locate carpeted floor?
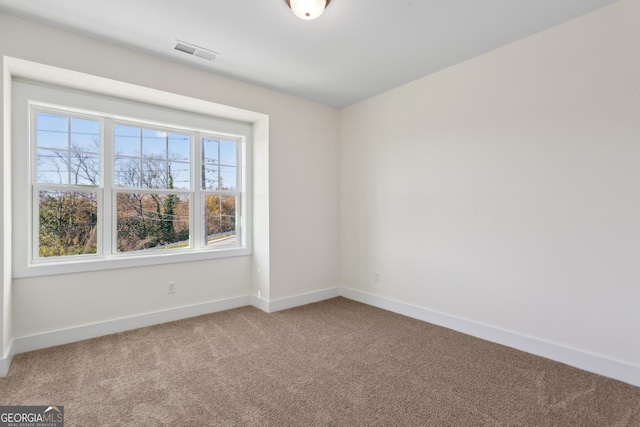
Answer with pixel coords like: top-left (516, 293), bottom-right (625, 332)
top-left (1, 297), bottom-right (639, 426)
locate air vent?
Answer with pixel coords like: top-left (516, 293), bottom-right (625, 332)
top-left (193, 49), bottom-right (217, 61)
top-left (174, 40), bottom-right (219, 62)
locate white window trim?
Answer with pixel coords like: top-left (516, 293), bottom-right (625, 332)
top-left (7, 59), bottom-right (265, 278)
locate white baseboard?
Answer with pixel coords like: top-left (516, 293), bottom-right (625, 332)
top-left (3, 288), bottom-right (340, 377)
top-left (6, 286), bottom-right (638, 387)
top-left (13, 295), bottom-right (251, 357)
top-left (252, 287), bottom-right (340, 313)
top-left (340, 287), bottom-right (640, 388)
top-left (0, 340), bottom-right (15, 377)
top-left (250, 295), bottom-right (270, 312)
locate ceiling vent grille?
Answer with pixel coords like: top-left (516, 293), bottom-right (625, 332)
top-left (174, 40), bottom-right (219, 62)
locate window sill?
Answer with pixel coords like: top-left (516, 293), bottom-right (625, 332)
top-left (13, 246), bottom-right (252, 278)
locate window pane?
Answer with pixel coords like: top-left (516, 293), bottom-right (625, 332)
top-left (169, 161), bottom-right (191, 190)
top-left (204, 195), bottom-right (236, 246)
top-left (115, 125), bottom-right (191, 190)
top-left (36, 113), bottom-right (68, 150)
top-left (202, 137), bottom-right (236, 191)
top-left (219, 166), bottom-right (237, 191)
top-left (220, 140), bottom-right (237, 166)
top-left (201, 166), bottom-right (236, 190)
top-left (37, 112), bottom-right (68, 132)
top-left (202, 137), bottom-right (219, 165)
top-left (141, 158), bottom-right (170, 189)
top-left (70, 153), bottom-right (100, 185)
top-left (202, 165), bottom-right (218, 190)
top-left (37, 149), bottom-right (69, 184)
top-left (37, 130), bottom-right (68, 150)
top-left (37, 149), bottom-right (101, 186)
top-left (169, 133), bottom-right (190, 161)
top-left (114, 156), bottom-right (140, 187)
top-left (143, 129), bottom-right (167, 158)
top-left (70, 117), bottom-right (100, 153)
top-left (116, 192), bottom-right (190, 252)
top-left (36, 113), bottom-right (101, 185)
top-left (70, 132), bottom-right (100, 153)
top-left (38, 190), bottom-right (98, 257)
top-left (71, 117), bottom-right (100, 135)
top-left (114, 125), bottom-right (141, 156)
top-left (116, 125), bottom-right (142, 137)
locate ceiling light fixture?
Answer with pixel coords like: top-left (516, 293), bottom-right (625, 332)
top-left (284, 0), bottom-right (331, 20)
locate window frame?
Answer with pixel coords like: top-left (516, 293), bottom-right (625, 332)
top-left (31, 106), bottom-right (105, 262)
top-left (12, 78), bottom-right (253, 278)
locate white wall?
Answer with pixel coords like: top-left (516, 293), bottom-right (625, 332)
top-left (2, 0), bottom-right (638, 385)
top-left (1, 49), bottom-right (11, 365)
top-left (340, 0), bottom-right (640, 369)
top-left (0, 12), bottom-right (339, 345)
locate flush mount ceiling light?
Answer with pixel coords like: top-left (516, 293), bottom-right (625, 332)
top-left (285, 0), bottom-right (331, 20)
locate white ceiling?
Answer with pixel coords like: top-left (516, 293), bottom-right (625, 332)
top-left (0, 0), bottom-right (620, 108)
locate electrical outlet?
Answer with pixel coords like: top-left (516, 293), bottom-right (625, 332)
top-left (373, 272), bottom-right (380, 283)
top-left (168, 281), bottom-right (176, 294)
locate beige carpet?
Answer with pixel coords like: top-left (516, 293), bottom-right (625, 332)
top-left (1, 297), bottom-right (639, 426)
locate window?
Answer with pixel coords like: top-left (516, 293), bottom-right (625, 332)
top-left (34, 110), bottom-right (102, 258)
top-left (12, 78), bottom-right (252, 277)
top-left (110, 122), bottom-right (193, 254)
